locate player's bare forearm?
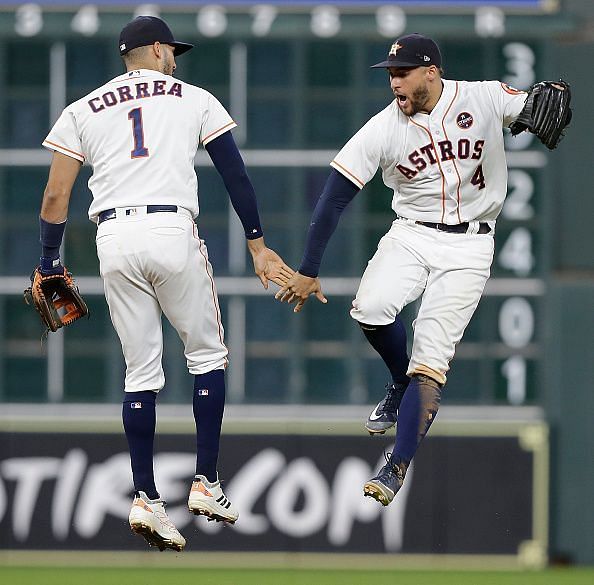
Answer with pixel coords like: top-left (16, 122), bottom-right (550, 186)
top-left (40, 191), bottom-right (70, 223)
top-left (275, 271), bottom-right (327, 313)
top-left (40, 152), bottom-right (82, 222)
top-left (248, 237), bottom-right (295, 289)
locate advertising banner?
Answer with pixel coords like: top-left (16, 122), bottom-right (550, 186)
top-left (0, 423), bottom-right (547, 562)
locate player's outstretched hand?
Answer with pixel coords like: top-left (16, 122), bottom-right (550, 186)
top-left (248, 239), bottom-right (295, 289)
top-left (275, 272), bottom-right (327, 313)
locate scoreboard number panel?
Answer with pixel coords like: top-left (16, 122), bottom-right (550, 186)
top-left (4, 3), bottom-right (568, 40)
top-left (497, 40), bottom-right (544, 405)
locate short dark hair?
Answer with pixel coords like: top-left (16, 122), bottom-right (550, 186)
top-left (121, 45), bottom-right (150, 65)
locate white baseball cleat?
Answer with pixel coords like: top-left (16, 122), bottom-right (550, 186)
top-left (129, 491), bottom-right (186, 551)
top-left (188, 474), bottom-right (239, 524)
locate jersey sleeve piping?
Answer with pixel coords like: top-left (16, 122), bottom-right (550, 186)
top-left (42, 140), bottom-right (85, 163)
top-left (500, 82), bottom-right (526, 96)
top-left (202, 121), bottom-right (238, 146)
top-left (330, 160), bottom-right (365, 189)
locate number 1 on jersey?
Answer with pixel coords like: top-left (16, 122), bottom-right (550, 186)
top-left (128, 107), bottom-right (149, 158)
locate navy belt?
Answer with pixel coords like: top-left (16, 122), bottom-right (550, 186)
top-left (404, 218), bottom-right (490, 234)
top-left (98, 205), bottom-right (178, 225)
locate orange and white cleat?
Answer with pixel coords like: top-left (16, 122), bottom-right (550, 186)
top-left (128, 491), bottom-right (186, 551)
top-left (188, 474), bottom-right (238, 524)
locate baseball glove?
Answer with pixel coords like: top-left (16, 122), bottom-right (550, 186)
top-left (509, 80), bottom-right (572, 150)
top-left (24, 266), bottom-right (89, 333)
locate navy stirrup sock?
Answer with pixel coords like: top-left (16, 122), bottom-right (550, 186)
top-left (122, 390), bottom-right (159, 500)
top-left (360, 317), bottom-right (410, 386)
top-left (193, 369), bottom-right (226, 484)
top-left (391, 375), bottom-right (442, 471)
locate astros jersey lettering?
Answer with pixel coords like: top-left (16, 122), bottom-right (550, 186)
top-left (331, 79), bottom-right (527, 225)
top-left (43, 68), bottom-right (236, 221)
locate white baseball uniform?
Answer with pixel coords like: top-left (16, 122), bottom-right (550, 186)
top-left (43, 68), bottom-right (236, 391)
top-left (332, 79), bottom-right (527, 383)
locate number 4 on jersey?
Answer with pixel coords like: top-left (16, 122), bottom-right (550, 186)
top-left (128, 107), bottom-right (149, 158)
top-left (471, 164), bottom-right (486, 190)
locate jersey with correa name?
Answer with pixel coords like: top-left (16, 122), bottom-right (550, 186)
top-left (330, 79), bottom-right (527, 224)
top-left (43, 68), bottom-right (236, 222)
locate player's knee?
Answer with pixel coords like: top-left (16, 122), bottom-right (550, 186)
top-left (351, 297), bottom-right (395, 325)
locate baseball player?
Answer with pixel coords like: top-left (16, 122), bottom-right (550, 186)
top-left (276, 34), bottom-right (570, 506)
top-left (36, 16), bottom-right (293, 550)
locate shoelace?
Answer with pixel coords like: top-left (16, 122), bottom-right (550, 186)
top-left (379, 384), bottom-right (398, 413)
top-left (382, 451), bottom-right (403, 480)
top-left (153, 502), bottom-right (178, 530)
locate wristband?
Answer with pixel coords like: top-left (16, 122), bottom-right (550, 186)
top-left (39, 216), bottom-right (66, 259)
top-left (40, 255), bottom-right (64, 276)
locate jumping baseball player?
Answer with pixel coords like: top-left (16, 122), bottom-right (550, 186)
top-left (36, 16), bottom-right (293, 550)
top-left (276, 34), bottom-right (571, 506)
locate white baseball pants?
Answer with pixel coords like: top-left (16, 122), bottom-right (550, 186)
top-left (350, 219), bottom-right (494, 384)
top-left (96, 207), bottom-right (228, 393)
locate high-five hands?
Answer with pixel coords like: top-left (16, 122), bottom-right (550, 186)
top-left (275, 272), bottom-right (327, 313)
top-left (248, 238), bottom-right (294, 289)
top-left (247, 238), bottom-right (326, 311)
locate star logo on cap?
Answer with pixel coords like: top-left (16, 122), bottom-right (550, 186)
top-left (389, 42), bottom-right (402, 56)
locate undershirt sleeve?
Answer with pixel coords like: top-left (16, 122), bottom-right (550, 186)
top-left (205, 131), bottom-right (263, 240)
top-left (298, 169), bottom-right (360, 278)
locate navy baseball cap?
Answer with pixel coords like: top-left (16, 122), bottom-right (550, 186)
top-left (119, 16), bottom-right (194, 56)
top-left (371, 33), bottom-right (442, 69)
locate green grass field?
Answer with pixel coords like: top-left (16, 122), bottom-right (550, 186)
top-left (1, 567), bottom-right (593, 585)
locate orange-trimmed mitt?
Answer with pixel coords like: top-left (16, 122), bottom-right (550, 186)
top-left (24, 266), bottom-right (89, 333)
